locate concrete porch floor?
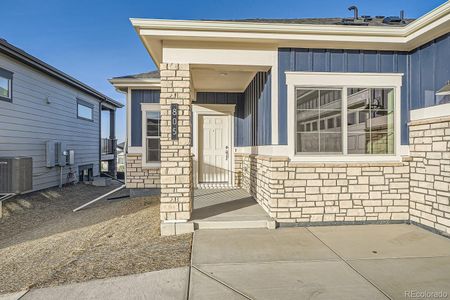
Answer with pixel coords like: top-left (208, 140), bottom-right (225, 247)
top-left (191, 189), bottom-right (274, 230)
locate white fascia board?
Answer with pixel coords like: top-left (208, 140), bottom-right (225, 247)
top-left (285, 72), bottom-right (403, 87)
top-left (109, 78), bottom-right (161, 90)
top-left (131, 2), bottom-right (449, 36)
top-left (131, 2), bottom-right (450, 52)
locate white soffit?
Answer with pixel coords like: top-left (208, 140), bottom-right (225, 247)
top-left (191, 65), bottom-right (268, 92)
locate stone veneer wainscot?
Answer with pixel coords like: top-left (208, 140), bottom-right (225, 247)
top-left (125, 154), bottom-right (160, 188)
top-left (238, 153), bottom-right (411, 224)
top-left (409, 115), bottom-right (450, 234)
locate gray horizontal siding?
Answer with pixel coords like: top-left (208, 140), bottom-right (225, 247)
top-left (278, 32), bottom-right (450, 146)
top-left (0, 52), bottom-right (101, 192)
top-left (130, 90), bottom-right (160, 147)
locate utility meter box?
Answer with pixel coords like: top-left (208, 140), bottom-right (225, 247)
top-left (67, 150), bottom-right (75, 165)
top-left (46, 141), bottom-right (56, 167)
top-left (56, 142), bottom-right (67, 167)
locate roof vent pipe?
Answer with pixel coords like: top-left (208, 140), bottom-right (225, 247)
top-left (400, 10), bottom-right (405, 20)
top-left (348, 6), bottom-right (359, 20)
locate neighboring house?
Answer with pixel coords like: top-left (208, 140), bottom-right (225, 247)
top-left (117, 141), bottom-right (125, 172)
top-left (110, 3), bottom-right (450, 236)
top-left (0, 39), bottom-right (123, 193)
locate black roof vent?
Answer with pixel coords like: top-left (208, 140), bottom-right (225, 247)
top-left (348, 6), bottom-right (359, 20)
top-left (383, 16), bottom-right (402, 24)
top-left (375, 16), bottom-right (385, 19)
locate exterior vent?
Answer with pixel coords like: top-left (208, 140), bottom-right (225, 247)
top-left (0, 157), bottom-right (33, 194)
top-left (340, 6), bottom-right (368, 26)
top-left (383, 16), bottom-right (402, 24)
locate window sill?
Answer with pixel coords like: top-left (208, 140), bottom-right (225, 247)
top-left (289, 154), bottom-right (403, 164)
top-left (142, 162), bottom-right (161, 169)
top-left (77, 116), bottom-right (94, 122)
top-left (0, 96), bottom-right (12, 102)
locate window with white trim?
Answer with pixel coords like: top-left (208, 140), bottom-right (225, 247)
top-left (145, 110), bottom-right (161, 163)
top-left (295, 87), bottom-right (395, 155)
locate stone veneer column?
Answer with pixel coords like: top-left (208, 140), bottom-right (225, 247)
top-left (159, 63), bottom-right (194, 235)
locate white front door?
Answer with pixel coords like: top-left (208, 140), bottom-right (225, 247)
top-left (199, 115), bottom-right (230, 184)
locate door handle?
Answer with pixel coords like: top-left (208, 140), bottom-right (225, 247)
top-left (225, 146), bottom-right (229, 160)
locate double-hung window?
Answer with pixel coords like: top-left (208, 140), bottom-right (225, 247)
top-left (141, 104), bottom-right (161, 166)
top-left (0, 67), bottom-right (13, 102)
top-left (287, 72), bottom-right (402, 161)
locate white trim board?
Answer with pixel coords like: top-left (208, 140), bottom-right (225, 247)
top-left (235, 144), bottom-right (411, 159)
top-left (410, 102), bottom-right (450, 122)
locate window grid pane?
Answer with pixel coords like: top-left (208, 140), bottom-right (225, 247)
top-left (347, 88), bottom-right (394, 155)
top-left (146, 110), bottom-right (161, 163)
top-left (296, 89), bottom-right (342, 154)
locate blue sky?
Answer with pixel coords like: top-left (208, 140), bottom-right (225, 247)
top-left (1, 0), bottom-right (446, 142)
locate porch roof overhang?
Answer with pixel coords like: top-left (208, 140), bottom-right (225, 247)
top-left (108, 77), bottom-right (161, 93)
top-left (131, 1), bottom-right (450, 67)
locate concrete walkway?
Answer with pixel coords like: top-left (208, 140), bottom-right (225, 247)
top-left (3, 224), bottom-right (450, 299)
top-left (190, 224), bottom-right (450, 299)
top-left (0, 268), bottom-right (189, 300)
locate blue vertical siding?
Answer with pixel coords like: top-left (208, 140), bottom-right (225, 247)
top-left (279, 48), bottom-right (410, 145)
top-left (410, 33), bottom-right (450, 109)
top-left (278, 33), bottom-right (450, 145)
top-left (244, 71), bottom-right (272, 146)
top-left (130, 89), bottom-right (160, 147)
top-left (196, 71), bottom-right (272, 147)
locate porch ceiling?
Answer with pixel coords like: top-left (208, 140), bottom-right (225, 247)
top-left (191, 64), bottom-right (269, 93)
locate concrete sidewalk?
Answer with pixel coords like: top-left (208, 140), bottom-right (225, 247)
top-left (0, 268), bottom-right (189, 300)
top-left (190, 224), bottom-right (450, 300)
top-left (2, 224), bottom-right (450, 299)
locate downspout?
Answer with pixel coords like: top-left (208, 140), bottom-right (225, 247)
top-left (99, 100), bottom-right (103, 177)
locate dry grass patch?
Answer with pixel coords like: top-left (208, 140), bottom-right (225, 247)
top-left (0, 184), bottom-right (192, 294)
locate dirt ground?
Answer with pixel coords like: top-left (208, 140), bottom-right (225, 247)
top-left (0, 183), bottom-right (192, 294)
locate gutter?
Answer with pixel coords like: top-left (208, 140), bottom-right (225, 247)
top-left (0, 39), bottom-right (123, 108)
top-left (130, 2), bottom-right (450, 58)
top-left (130, 2), bottom-right (450, 37)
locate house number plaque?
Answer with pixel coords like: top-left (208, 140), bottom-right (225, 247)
top-left (171, 103), bottom-right (178, 140)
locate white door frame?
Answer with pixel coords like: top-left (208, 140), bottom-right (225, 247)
top-left (192, 104), bottom-right (235, 188)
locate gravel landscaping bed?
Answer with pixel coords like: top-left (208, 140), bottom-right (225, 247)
top-left (0, 183), bottom-right (192, 294)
